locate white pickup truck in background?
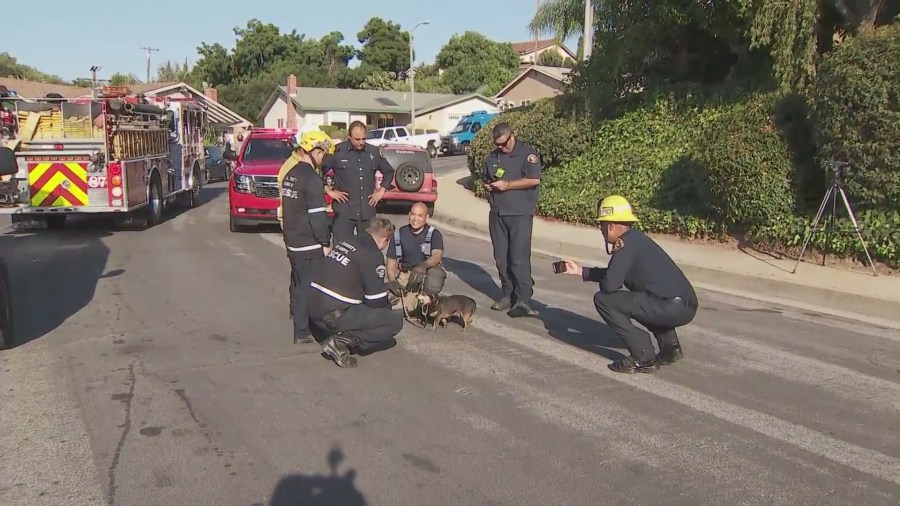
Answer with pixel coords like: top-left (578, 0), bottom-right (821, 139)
top-left (365, 126), bottom-right (441, 158)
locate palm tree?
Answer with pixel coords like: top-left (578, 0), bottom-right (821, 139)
top-left (528, 0), bottom-right (590, 42)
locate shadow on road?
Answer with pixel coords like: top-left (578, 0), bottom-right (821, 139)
top-left (0, 218), bottom-right (112, 348)
top-left (442, 257), bottom-right (626, 360)
top-left (268, 445), bottom-right (367, 506)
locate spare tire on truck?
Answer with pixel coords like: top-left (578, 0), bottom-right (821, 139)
top-left (394, 163), bottom-right (425, 192)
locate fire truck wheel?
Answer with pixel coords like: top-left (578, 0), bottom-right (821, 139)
top-left (0, 260), bottom-right (13, 350)
top-left (188, 167), bottom-right (202, 208)
top-left (46, 215), bottom-right (66, 229)
top-left (145, 175), bottom-right (163, 228)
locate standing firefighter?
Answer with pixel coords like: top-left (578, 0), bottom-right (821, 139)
top-left (481, 122), bottom-right (541, 318)
top-left (322, 121), bottom-right (395, 243)
top-left (278, 129), bottom-right (335, 345)
top-left (559, 195), bottom-right (699, 374)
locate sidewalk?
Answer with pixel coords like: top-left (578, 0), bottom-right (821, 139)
top-left (430, 169), bottom-right (900, 324)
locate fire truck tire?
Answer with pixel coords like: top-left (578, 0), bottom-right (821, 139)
top-left (144, 175), bottom-right (164, 228)
top-left (188, 166), bottom-right (202, 208)
top-left (46, 215), bottom-right (66, 229)
top-left (0, 260), bottom-right (13, 350)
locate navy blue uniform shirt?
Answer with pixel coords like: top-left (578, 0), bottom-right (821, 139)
top-left (386, 224), bottom-right (444, 269)
top-left (323, 142), bottom-right (395, 221)
top-left (483, 140), bottom-right (542, 216)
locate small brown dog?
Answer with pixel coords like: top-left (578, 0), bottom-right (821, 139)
top-left (417, 294), bottom-right (477, 331)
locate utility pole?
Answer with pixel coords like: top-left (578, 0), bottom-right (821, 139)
top-left (139, 46), bottom-right (159, 83)
top-left (409, 20), bottom-right (430, 133)
top-left (583, 0), bottom-right (593, 61)
top-left (89, 66), bottom-right (102, 98)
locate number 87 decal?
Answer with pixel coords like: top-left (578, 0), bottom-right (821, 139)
top-left (88, 175), bottom-right (108, 188)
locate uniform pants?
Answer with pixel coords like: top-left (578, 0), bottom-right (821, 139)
top-left (593, 290), bottom-right (697, 362)
top-left (488, 212), bottom-right (535, 306)
top-left (332, 214), bottom-right (370, 244)
top-left (398, 267), bottom-right (446, 296)
top-left (289, 252), bottom-right (321, 340)
top-left (313, 304), bottom-right (403, 353)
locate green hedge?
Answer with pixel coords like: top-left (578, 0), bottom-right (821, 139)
top-left (533, 92), bottom-right (899, 266)
top-left (815, 23), bottom-right (900, 211)
top-left (466, 98), bottom-right (593, 195)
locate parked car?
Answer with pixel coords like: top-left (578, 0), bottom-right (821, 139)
top-left (325, 143), bottom-right (437, 216)
top-left (204, 145), bottom-right (232, 182)
top-left (224, 128), bottom-right (334, 232)
top-left (365, 126), bottom-right (441, 159)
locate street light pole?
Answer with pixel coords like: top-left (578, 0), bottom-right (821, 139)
top-left (409, 20), bottom-right (430, 133)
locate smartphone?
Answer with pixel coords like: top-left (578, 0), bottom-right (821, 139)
top-left (552, 261), bottom-right (567, 274)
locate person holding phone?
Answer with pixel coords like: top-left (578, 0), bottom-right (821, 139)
top-left (557, 195), bottom-right (699, 374)
top-left (482, 123), bottom-right (542, 318)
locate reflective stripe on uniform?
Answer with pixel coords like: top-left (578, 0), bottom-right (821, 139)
top-left (365, 291), bottom-right (388, 300)
top-left (393, 226), bottom-right (436, 266)
top-left (287, 244), bottom-right (322, 252)
top-left (308, 207), bottom-right (327, 213)
top-left (310, 282), bottom-right (361, 304)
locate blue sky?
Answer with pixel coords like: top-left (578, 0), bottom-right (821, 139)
top-left (7, 0), bottom-right (577, 83)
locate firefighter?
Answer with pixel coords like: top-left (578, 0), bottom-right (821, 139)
top-left (481, 122), bottom-right (542, 318)
top-left (559, 195), bottom-right (699, 374)
top-left (278, 129), bottom-right (335, 345)
top-left (308, 217), bottom-right (403, 368)
top-left (385, 202), bottom-right (446, 308)
top-left (321, 121), bottom-right (395, 243)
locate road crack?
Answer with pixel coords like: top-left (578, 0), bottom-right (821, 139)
top-left (106, 361), bottom-right (136, 505)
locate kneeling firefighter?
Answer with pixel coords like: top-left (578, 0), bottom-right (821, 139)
top-left (278, 128), bottom-right (335, 344)
top-left (385, 202), bottom-right (447, 311)
top-left (559, 195), bottom-right (699, 374)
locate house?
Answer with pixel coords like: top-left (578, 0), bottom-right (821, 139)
top-left (511, 39), bottom-right (577, 66)
top-left (0, 77), bottom-right (251, 136)
top-left (494, 65), bottom-right (573, 110)
top-left (258, 74), bottom-right (500, 135)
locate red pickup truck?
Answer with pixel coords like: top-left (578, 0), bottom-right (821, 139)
top-left (225, 128), bottom-right (335, 232)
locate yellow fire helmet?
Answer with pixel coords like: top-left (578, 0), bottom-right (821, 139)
top-left (596, 194), bottom-right (638, 223)
top-left (296, 129), bottom-right (336, 155)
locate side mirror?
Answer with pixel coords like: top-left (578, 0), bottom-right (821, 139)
top-left (223, 150), bottom-right (237, 161)
top-left (0, 147), bottom-right (17, 176)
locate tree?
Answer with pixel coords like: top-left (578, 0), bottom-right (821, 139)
top-left (356, 17), bottom-right (410, 75)
top-left (528, 0), bottom-right (591, 43)
top-left (0, 52), bottom-right (67, 84)
top-left (156, 60), bottom-right (191, 82)
top-left (109, 73), bottom-right (140, 85)
top-left (192, 42), bottom-right (232, 86)
top-left (436, 32), bottom-right (520, 95)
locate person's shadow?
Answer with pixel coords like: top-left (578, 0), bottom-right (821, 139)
top-left (442, 257), bottom-right (627, 361)
top-left (268, 445), bottom-right (367, 506)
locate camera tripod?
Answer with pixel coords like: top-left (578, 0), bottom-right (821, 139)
top-left (791, 161), bottom-right (878, 276)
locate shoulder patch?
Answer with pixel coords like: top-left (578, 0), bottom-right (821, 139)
top-left (375, 265), bottom-right (386, 279)
top-left (527, 153), bottom-right (539, 164)
top-left (612, 238), bottom-right (625, 252)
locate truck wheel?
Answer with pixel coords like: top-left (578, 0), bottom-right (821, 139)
top-left (427, 142), bottom-right (437, 159)
top-left (188, 167), bottom-right (202, 208)
top-left (144, 175), bottom-right (164, 228)
top-left (461, 141), bottom-right (470, 156)
top-left (0, 260), bottom-right (13, 350)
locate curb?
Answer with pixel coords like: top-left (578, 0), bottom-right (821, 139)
top-left (429, 211), bottom-right (900, 328)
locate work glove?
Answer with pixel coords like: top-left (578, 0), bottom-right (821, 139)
top-left (408, 263), bottom-right (428, 288)
top-left (388, 280), bottom-right (404, 297)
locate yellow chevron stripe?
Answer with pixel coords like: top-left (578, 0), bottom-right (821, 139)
top-left (64, 162), bottom-right (88, 179)
top-left (28, 162), bottom-right (52, 184)
top-left (29, 170), bottom-right (90, 207)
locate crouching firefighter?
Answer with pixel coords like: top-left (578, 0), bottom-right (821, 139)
top-left (560, 195), bottom-right (699, 374)
top-left (278, 129), bottom-right (335, 344)
top-left (385, 202), bottom-right (446, 312)
top-left (308, 217), bottom-right (404, 368)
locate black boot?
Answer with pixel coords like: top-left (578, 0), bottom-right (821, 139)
top-left (322, 335), bottom-right (357, 368)
top-left (609, 356), bottom-right (659, 374)
top-left (656, 341), bottom-right (684, 365)
top-left (491, 298), bottom-right (511, 311)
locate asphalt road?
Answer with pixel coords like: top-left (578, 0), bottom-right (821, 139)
top-left (433, 153), bottom-right (467, 176)
top-left (1, 183), bottom-right (898, 506)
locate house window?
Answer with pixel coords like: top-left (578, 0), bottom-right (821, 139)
top-left (277, 118), bottom-right (284, 128)
top-left (520, 100), bottom-right (532, 107)
top-left (377, 117), bottom-right (395, 129)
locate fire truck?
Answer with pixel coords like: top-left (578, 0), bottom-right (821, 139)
top-left (0, 87), bottom-right (209, 229)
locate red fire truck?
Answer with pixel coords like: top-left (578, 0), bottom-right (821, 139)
top-left (0, 87), bottom-right (208, 229)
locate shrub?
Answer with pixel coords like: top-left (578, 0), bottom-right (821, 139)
top-left (466, 98), bottom-right (593, 193)
top-left (815, 23), bottom-right (900, 211)
top-left (692, 93), bottom-right (796, 229)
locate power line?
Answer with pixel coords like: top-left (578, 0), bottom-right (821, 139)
top-left (139, 46), bottom-right (159, 84)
